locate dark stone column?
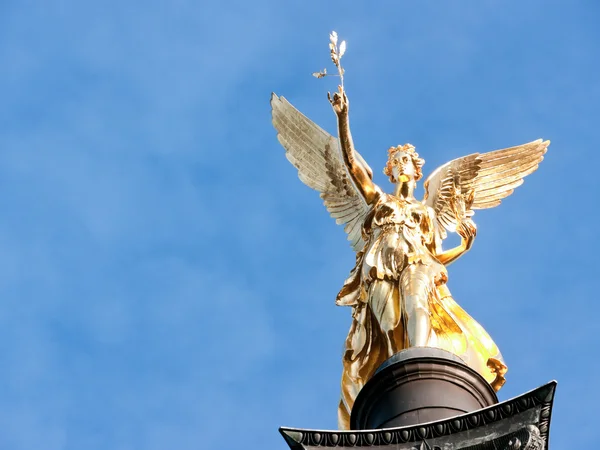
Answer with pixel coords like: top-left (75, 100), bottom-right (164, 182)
top-left (350, 347), bottom-right (498, 430)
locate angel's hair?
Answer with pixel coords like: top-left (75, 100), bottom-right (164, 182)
top-left (383, 144), bottom-right (425, 182)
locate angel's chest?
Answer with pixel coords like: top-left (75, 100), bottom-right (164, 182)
top-left (372, 198), bottom-right (427, 228)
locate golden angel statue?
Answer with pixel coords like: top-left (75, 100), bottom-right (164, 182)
top-left (271, 33), bottom-right (549, 430)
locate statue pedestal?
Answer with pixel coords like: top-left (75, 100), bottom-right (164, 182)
top-left (280, 347), bottom-right (556, 449)
top-left (350, 347), bottom-right (498, 429)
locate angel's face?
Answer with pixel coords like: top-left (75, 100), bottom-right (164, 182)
top-left (389, 151), bottom-right (417, 183)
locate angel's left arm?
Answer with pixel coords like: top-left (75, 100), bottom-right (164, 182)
top-left (427, 208), bottom-right (475, 266)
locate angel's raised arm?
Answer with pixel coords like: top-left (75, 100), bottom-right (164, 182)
top-left (329, 87), bottom-right (380, 205)
top-left (271, 93), bottom-right (374, 252)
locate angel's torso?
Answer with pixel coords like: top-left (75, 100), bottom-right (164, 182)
top-left (367, 194), bottom-right (433, 237)
top-left (361, 194), bottom-right (440, 280)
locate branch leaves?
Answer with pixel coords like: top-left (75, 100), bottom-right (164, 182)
top-left (313, 31), bottom-right (347, 86)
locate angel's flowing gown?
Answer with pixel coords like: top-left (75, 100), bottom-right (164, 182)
top-left (335, 193), bottom-right (506, 429)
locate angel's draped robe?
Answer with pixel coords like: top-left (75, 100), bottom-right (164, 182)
top-left (335, 193), bottom-right (506, 430)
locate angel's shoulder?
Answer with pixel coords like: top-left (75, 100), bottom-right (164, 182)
top-left (373, 184), bottom-right (386, 200)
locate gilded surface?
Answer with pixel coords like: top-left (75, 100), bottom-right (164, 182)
top-left (271, 33), bottom-right (549, 430)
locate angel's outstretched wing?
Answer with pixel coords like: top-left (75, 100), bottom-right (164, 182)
top-left (423, 139), bottom-right (549, 236)
top-left (271, 93), bottom-right (373, 252)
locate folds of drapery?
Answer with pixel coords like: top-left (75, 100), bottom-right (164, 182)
top-left (336, 283), bottom-right (506, 430)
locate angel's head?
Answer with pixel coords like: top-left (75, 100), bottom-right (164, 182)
top-left (384, 144), bottom-right (425, 183)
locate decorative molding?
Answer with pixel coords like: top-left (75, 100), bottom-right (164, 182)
top-left (280, 382), bottom-right (555, 450)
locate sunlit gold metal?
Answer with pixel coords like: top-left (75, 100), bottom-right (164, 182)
top-left (271, 32), bottom-right (548, 430)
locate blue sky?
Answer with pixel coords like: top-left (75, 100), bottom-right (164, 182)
top-left (1, 0), bottom-right (598, 448)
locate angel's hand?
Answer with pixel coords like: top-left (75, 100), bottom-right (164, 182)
top-left (464, 190), bottom-right (475, 210)
top-left (327, 85), bottom-right (348, 116)
top-left (456, 218), bottom-right (477, 251)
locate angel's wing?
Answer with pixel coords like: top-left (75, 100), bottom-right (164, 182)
top-left (271, 93), bottom-right (373, 252)
top-left (423, 139), bottom-right (549, 235)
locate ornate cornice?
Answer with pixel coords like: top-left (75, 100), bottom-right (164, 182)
top-left (280, 382), bottom-right (556, 450)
